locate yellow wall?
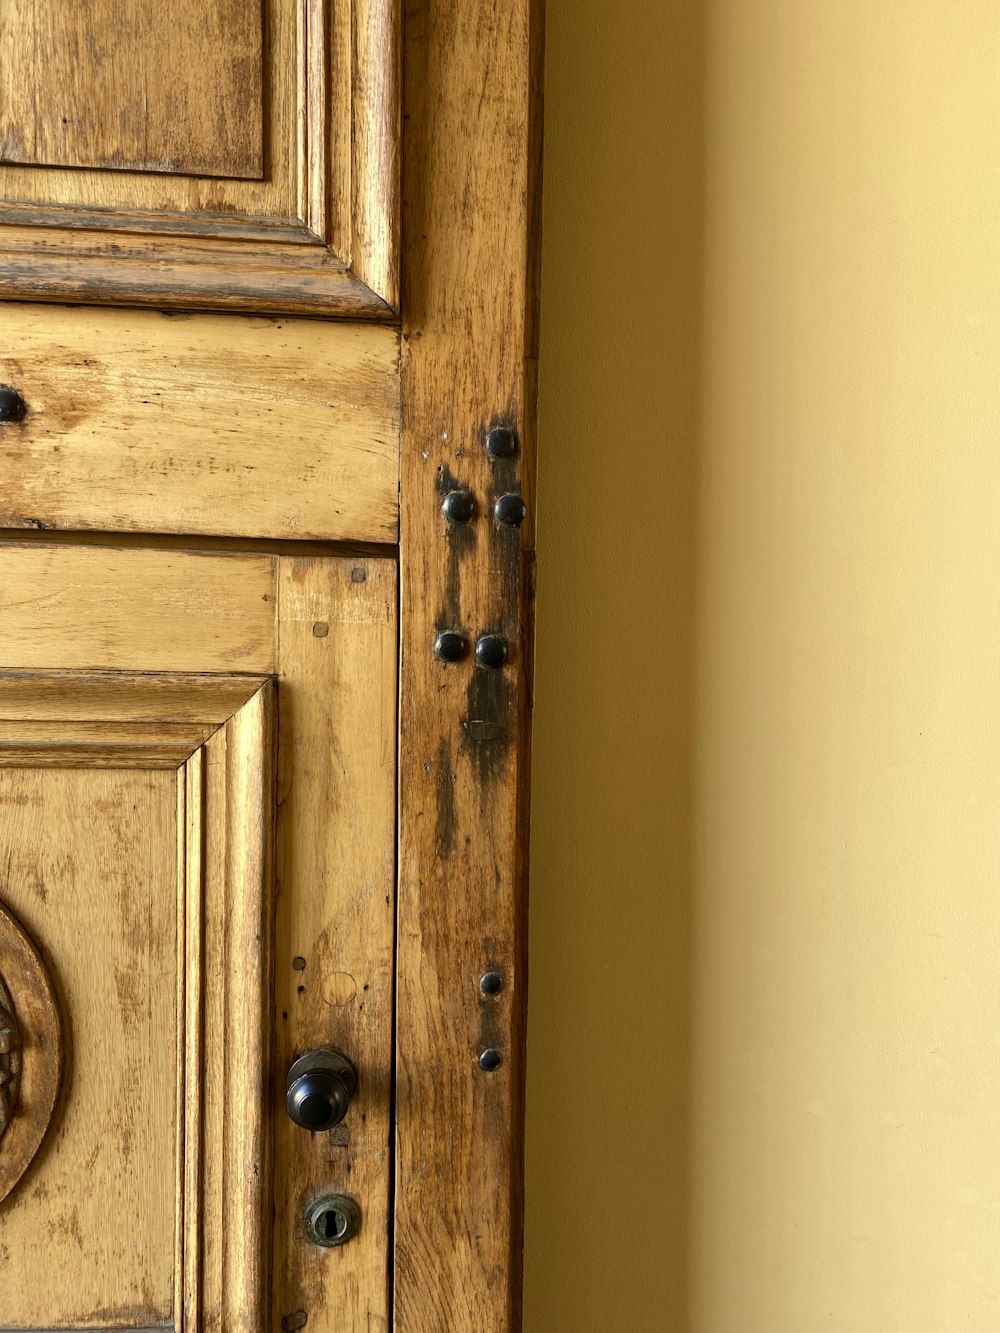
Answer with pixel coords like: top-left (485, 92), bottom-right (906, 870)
top-left (526, 1), bottom-right (1000, 1329)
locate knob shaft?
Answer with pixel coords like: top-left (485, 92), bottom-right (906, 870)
top-left (286, 1048), bottom-right (356, 1132)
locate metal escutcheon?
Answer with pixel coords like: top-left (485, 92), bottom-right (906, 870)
top-left (305, 1193), bottom-right (361, 1248)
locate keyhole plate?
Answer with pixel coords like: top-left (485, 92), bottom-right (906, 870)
top-left (0, 902), bottom-right (63, 1205)
top-left (304, 1193), bottom-right (361, 1248)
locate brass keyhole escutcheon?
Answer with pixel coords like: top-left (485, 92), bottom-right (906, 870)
top-left (0, 902), bottom-right (63, 1206)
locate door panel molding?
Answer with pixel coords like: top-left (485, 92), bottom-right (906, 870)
top-left (0, 670), bottom-right (276, 1329)
top-left (180, 686), bottom-right (277, 1332)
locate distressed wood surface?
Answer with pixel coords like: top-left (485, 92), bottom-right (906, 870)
top-left (272, 556), bottom-right (397, 1332)
top-left (0, 0), bottom-right (400, 314)
top-left (0, 545), bottom-right (277, 673)
top-left (0, 0), bottom-right (264, 178)
top-left (0, 542), bottom-right (397, 1329)
top-left (0, 304), bottom-right (400, 543)
top-left (396, 0), bottom-right (543, 1327)
top-left (0, 767), bottom-right (179, 1327)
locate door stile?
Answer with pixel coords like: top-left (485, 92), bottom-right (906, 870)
top-left (397, 0), bottom-right (544, 1327)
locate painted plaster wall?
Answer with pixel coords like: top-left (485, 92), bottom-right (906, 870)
top-left (526, 2), bottom-right (1000, 1328)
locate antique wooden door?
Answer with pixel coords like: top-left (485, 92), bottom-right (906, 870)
top-left (0, 2), bottom-right (540, 1331)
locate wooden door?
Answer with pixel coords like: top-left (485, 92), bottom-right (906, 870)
top-left (0, 0), bottom-right (540, 1329)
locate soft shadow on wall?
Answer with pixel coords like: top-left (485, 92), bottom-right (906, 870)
top-left (524, 0), bottom-right (702, 1328)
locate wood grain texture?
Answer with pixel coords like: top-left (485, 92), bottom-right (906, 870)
top-left (0, 304), bottom-right (401, 543)
top-left (0, 671), bottom-right (272, 724)
top-left (0, 0), bottom-right (264, 178)
top-left (396, 0), bottom-right (543, 1327)
top-left (272, 556), bottom-right (397, 1332)
top-left (0, 0), bottom-right (401, 315)
top-left (0, 767), bottom-right (179, 1327)
top-left (0, 0), bottom-right (296, 225)
top-left (0, 721), bottom-right (216, 767)
top-left (0, 545), bottom-right (277, 673)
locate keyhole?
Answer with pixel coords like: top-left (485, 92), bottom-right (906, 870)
top-left (304, 1192), bottom-right (360, 1247)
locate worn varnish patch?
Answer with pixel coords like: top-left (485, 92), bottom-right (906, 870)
top-left (435, 737), bottom-right (458, 858)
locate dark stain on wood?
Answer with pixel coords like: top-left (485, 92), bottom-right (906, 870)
top-left (434, 737), bottom-right (457, 859)
top-left (462, 662), bottom-right (514, 790)
top-left (435, 463), bottom-right (475, 630)
top-left (457, 416), bottom-right (522, 790)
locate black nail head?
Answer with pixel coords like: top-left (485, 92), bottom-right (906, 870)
top-left (485, 426), bottom-right (517, 458)
top-left (441, 489), bottom-right (476, 524)
top-left (494, 493), bottom-right (526, 527)
top-left (480, 971), bottom-right (503, 996)
top-left (434, 630), bottom-right (468, 663)
top-left (479, 1048), bottom-right (503, 1072)
top-left (0, 386), bottom-right (26, 422)
top-left (475, 635), bottom-right (508, 670)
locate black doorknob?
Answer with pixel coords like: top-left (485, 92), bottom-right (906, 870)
top-left (286, 1048), bottom-right (357, 1132)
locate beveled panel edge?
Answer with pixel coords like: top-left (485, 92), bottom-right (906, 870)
top-left (350, 0), bottom-right (402, 311)
top-left (0, 672), bottom-right (274, 767)
top-left (182, 685), bottom-right (276, 1332)
top-left (0, 671), bottom-right (273, 725)
top-left (0, 244), bottom-right (393, 319)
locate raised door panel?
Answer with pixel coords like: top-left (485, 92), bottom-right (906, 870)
top-left (0, 676), bottom-right (274, 1330)
top-left (0, 544), bottom-right (398, 1332)
top-left (0, 0), bottom-right (399, 315)
top-left (0, 1), bottom-right (264, 178)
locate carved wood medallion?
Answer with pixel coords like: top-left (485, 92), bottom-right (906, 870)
top-left (0, 969), bottom-right (20, 1143)
top-left (0, 902), bottom-right (62, 1206)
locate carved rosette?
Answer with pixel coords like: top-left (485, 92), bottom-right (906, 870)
top-left (0, 904), bottom-right (62, 1205)
top-left (0, 974), bottom-right (20, 1142)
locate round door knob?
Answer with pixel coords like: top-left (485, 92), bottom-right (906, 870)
top-left (286, 1048), bottom-right (356, 1132)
